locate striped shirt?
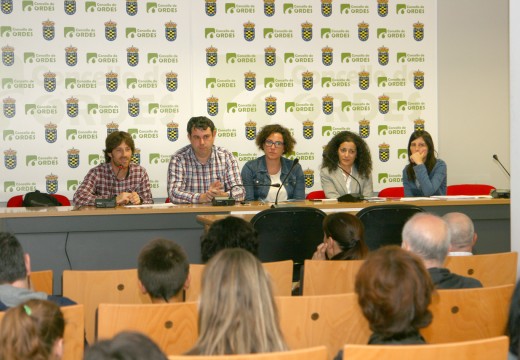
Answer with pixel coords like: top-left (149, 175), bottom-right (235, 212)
top-left (167, 145), bottom-right (245, 204)
top-left (73, 162), bottom-right (153, 206)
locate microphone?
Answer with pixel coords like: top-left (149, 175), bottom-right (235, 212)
top-left (322, 153), bottom-right (363, 202)
top-left (492, 154), bottom-right (510, 177)
top-left (271, 158), bottom-right (299, 208)
top-left (212, 183), bottom-right (281, 206)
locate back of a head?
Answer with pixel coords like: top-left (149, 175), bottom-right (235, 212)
top-left (323, 212), bottom-right (368, 260)
top-left (137, 238), bottom-right (189, 301)
top-left (401, 212), bottom-right (451, 266)
top-left (0, 232), bottom-right (27, 284)
top-left (200, 216), bottom-right (258, 263)
top-left (192, 248), bottom-right (287, 355)
top-left (0, 299), bottom-right (65, 360)
top-left (84, 331), bottom-right (168, 360)
top-left (355, 246), bottom-right (433, 338)
top-left (442, 212), bottom-right (475, 251)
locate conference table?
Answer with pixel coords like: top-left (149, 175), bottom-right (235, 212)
top-left (0, 197), bottom-right (510, 294)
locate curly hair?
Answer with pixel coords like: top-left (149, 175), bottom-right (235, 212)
top-left (103, 131), bottom-right (135, 163)
top-left (255, 124), bottom-right (296, 155)
top-left (355, 246), bottom-right (433, 339)
top-left (405, 130), bottom-right (437, 182)
top-left (321, 131), bottom-right (372, 178)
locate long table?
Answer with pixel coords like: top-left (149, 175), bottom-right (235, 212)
top-left (0, 198), bottom-right (510, 294)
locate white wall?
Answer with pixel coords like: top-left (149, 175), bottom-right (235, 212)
top-left (510, 0), bottom-right (519, 268)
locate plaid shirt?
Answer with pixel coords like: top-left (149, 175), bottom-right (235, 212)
top-left (167, 145), bottom-right (245, 204)
top-left (73, 163), bottom-right (153, 206)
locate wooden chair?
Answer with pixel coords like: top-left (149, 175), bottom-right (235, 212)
top-left (97, 302), bottom-right (198, 356)
top-left (342, 336), bottom-right (508, 360)
top-left (421, 284), bottom-right (514, 343)
top-left (168, 346), bottom-right (328, 360)
top-left (185, 260), bottom-right (294, 301)
top-left (444, 252), bottom-right (518, 287)
top-left (301, 260), bottom-right (364, 296)
top-left (0, 304), bottom-right (84, 360)
top-left (30, 269), bottom-right (53, 295)
top-left (62, 269), bottom-right (151, 344)
top-left (276, 293), bottom-right (370, 359)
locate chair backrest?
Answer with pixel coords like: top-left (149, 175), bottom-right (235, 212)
top-left (446, 184), bottom-right (496, 196)
top-left (421, 284), bottom-right (514, 343)
top-left (168, 346), bottom-right (328, 360)
top-left (355, 204), bottom-right (424, 250)
top-left (377, 186), bottom-right (405, 198)
top-left (301, 259), bottom-right (364, 296)
top-left (7, 194), bottom-right (71, 207)
top-left (62, 268), bottom-right (151, 344)
top-left (30, 270), bottom-right (53, 295)
top-left (251, 207), bottom-right (326, 280)
top-left (342, 336), bottom-right (508, 360)
top-left (97, 302), bottom-right (199, 356)
top-left (0, 304), bottom-right (84, 360)
top-left (185, 260), bottom-right (294, 301)
top-left (306, 190), bottom-right (326, 200)
top-left (444, 252), bottom-right (518, 287)
top-left (276, 293), bottom-right (370, 357)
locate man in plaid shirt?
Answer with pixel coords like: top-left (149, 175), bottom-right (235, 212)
top-left (73, 131), bottom-right (153, 206)
top-left (167, 116), bottom-right (245, 204)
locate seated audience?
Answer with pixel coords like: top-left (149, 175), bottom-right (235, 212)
top-left (200, 216), bottom-right (258, 263)
top-left (312, 212), bottom-right (368, 260)
top-left (442, 212), bottom-right (477, 256)
top-left (137, 238), bottom-right (190, 303)
top-left (185, 248), bottom-right (288, 355)
top-left (84, 331), bottom-right (168, 360)
top-left (0, 299), bottom-right (65, 360)
top-left (241, 124), bottom-right (305, 202)
top-left (507, 280), bottom-right (520, 360)
top-left (401, 213), bottom-right (482, 289)
top-left (0, 232), bottom-right (75, 310)
top-left (402, 130), bottom-right (447, 197)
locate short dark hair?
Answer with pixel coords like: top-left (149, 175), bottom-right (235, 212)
top-left (0, 232), bottom-right (27, 284)
top-left (322, 212), bottom-right (368, 260)
top-left (84, 331), bottom-right (168, 360)
top-left (255, 124), bottom-right (296, 155)
top-left (187, 116), bottom-right (216, 135)
top-left (321, 131), bottom-right (372, 179)
top-left (103, 131), bottom-right (135, 163)
top-left (201, 216), bottom-right (258, 263)
top-left (137, 239), bottom-right (189, 301)
top-left (355, 246), bottom-right (433, 339)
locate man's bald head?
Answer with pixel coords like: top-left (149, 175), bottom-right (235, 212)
top-left (402, 212), bottom-right (451, 268)
top-left (442, 212), bottom-right (476, 253)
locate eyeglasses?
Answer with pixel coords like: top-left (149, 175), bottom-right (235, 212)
top-left (265, 139), bottom-right (284, 148)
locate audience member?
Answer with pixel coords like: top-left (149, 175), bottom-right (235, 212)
top-left (402, 130), bottom-right (447, 197)
top-left (0, 232), bottom-right (76, 311)
top-left (241, 124), bottom-right (305, 202)
top-left (185, 248), bottom-right (288, 355)
top-left (0, 299), bottom-right (65, 360)
top-left (507, 280), bottom-right (520, 360)
top-left (167, 116), bottom-right (244, 204)
top-left (321, 130), bottom-right (373, 199)
top-left (73, 131), bottom-right (153, 206)
top-left (137, 238), bottom-right (190, 303)
top-left (312, 212), bottom-right (368, 260)
top-left (401, 213), bottom-right (482, 289)
top-left (84, 331), bottom-right (168, 360)
top-left (442, 212), bottom-right (477, 256)
top-left (200, 216), bottom-right (258, 263)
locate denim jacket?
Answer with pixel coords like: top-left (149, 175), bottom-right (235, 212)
top-left (241, 155), bottom-right (305, 201)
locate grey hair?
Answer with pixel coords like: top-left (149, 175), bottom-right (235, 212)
top-left (442, 212), bottom-right (474, 251)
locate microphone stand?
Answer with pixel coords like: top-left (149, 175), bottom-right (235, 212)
top-left (322, 153), bottom-right (364, 203)
top-left (212, 183), bottom-right (281, 206)
top-left (271, 159), bottom-right (299, 208)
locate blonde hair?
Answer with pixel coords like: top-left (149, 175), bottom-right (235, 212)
top-left (188, 248), bottom-right (287, 355)
top-left (0, 299), bottom-right (64, 360)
